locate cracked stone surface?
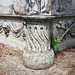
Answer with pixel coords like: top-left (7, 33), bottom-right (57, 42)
top-left (0, 43), bottom-right (75, 75)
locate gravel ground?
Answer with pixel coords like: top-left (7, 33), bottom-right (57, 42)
top-left (0, 43), bottom-right (75, 75)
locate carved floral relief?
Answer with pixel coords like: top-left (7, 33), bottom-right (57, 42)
top-left (53, 19), bottom-right (75, 41)
top-left (0, 20), bottom-right (26, 40)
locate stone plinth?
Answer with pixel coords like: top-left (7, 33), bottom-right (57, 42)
top-left (23, 16), bottom-right (54, 70)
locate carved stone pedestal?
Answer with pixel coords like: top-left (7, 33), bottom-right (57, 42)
top-left (23, 16), bottom-right (54, 70)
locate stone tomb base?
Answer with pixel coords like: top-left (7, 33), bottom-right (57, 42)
top-left (0, 16), bottom-right (55, 70)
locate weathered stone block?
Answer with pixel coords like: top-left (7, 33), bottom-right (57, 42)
top-left (0, 0), bottom-right (75, 16)
top-left (51, 0), bottom-right (75, 15)
top-left (23, 17), bottom-right (54, 70)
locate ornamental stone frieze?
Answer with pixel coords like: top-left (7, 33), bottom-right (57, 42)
top-left (52, 18), bottom-right (75, 40)
top-left (52, 17), bottom-right (75, 51)
top-left (0, 18), bottom-right (27, 50)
